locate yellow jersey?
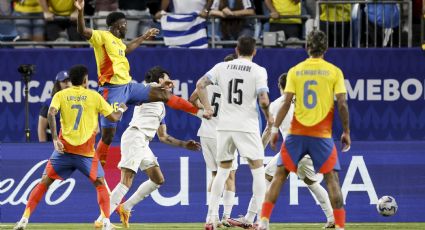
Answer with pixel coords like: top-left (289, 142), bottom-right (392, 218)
top-left (270, 0), bottom-right (301, 24)
top-left (285, 58), bottom-right (347, 138)
top-left (319, 4), bottom-right (351, 22)
top-left (14, 0), bottom-right (42, 13)
top-left (50, 86), bottom-right (114, 157)
top-left (48, 0), bottom-right (75, 16)
top-left (88, 30), bottom-right (132, 86)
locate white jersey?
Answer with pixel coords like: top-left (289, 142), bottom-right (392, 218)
top-left (197, 85), bottom-right (220, 138)
top-left (172, 0), bottom-right (205, 13)
top-left (269, 95), bottom-right (295, 139)
top-left (206, 58), bottom-right (268, 133)
top-left (128, 102), bottom-right (166, 139)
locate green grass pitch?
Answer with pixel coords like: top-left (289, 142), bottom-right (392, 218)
top-left (1, 223), bottom-right (425, 229)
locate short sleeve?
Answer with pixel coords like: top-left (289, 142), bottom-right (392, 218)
top-left (256, 67), bottom-right (269, 94)
top-left (284, 68), bottom-right (296, 93)
top-left (242, 0), bottom-right (255, 9)
top-left (39, 105), bottom-right (49, 118)
top-left (50, 93), bottom-right (61, 111)
top-left (205, 63), bottom-right (221, 85)
top-left (88, 30), bottom-right (104, 47)
top-left (97, 93), bottom-right (114, 117)
top-left (334, 68), bottom-right (347, 95)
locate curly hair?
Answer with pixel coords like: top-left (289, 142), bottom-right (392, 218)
top-left (306, 30), bottom-right (328, 57)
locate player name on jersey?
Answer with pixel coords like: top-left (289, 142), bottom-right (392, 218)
top-left (226, 64), bottom-right (252, 72)
top-left (66, 95), bottom-right (88, 102)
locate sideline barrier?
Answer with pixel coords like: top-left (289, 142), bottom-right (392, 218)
top-left (1, 142), bottom-right (424, 223)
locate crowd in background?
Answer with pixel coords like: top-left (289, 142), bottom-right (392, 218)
top-left (0, 0), bottom-right (423, 48)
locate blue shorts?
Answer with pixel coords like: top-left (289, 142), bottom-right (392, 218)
top-left (98, 83), bottom-right (152, 128)
top-left (44, 151), bottom-right (104, 182)
top-left (277, 134), bottom-right (340, 174)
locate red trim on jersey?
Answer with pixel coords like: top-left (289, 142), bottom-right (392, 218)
top-left (99, 45), bottom-right (114, 86)
top-left (319, 145), bottom-right (338, 174)
top-left (45, 160), bottom-right (63, 180)
top-left (280, 143), bottom-right (297, 173)
top-left (102, 88), bottom-right (109, 100)
top-left (289, 110), bottom-right (334, 138)
top-left (59, 130), bottom-right (96, 157)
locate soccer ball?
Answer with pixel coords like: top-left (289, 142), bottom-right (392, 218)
top-left (376, 196), bottom-right (398, 216)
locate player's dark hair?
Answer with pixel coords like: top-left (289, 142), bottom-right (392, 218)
top-left (69, 65), bottom-right (88, 86)
top-left (224, 53), bottom-right (237, 62)
top-left (237, 36), bottom-right (256, 56)
top-left (306, 30), bottom-right (328, 57)
top-left (106, 12), bottom-right (126, 27)
top-left (145, 66), bottom-right (169, 83)
top-left (278, 73), bottom-right (288, 90)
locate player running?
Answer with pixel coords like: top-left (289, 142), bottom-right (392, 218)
top-left (14, 65), bottom-right (127, 230)
top-left (190, 53), bottom-right (239, 227)
top-left (74, 0), bottom-right (211, 167)
top-left (96, 66), bottom-right (202, 228)
top-left (228, 73), bottom-right (334, 229)
top-left (258, 30), bottom-right (351, 230)
top-left (196, 36), bottom-right (273, 230)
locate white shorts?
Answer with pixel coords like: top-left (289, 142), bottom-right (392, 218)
top-left (119, 127), bottom-right (159, 173)
top-left (265, 153), bottom-right (318, 181)
top-left (217, 131), bottom-right (264, 162)
top-left (200, 137), bottom-right (238, 171)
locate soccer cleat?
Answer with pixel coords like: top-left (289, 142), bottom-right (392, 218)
top-left (13, 218), bottom-right (28, 230)
top-left (323, 221), bottom-right (336, 228)
top-left (95, 221), bottom-right (122, 229)
top-left (221, 215), bottom-right (232, 227)
top-left (117, 204), bottom-right (131, 228)
top-left (256, 218), bottom-right (269, 230)
top-left (102, 221), bottom-right (114, 230)
top-left (227, 216), bottom-right (254, 229)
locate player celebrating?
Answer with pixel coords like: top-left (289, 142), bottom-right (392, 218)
top-left (258, 30), bottom-right (351, 230)
top-left (191, 53), bottom-right (239, 227)
top-left (74, 0), bottom-right (211, 167)
top-left (99, 66), bottom-right (202, 228)
top-left (14, 65), bottom-right (127, 230)
top-left (196, 36), bottom-right (273, 230)
top-left (229, 73), bottom-right (334, 229)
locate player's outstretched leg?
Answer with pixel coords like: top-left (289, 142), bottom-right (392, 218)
top-left (93, 177), bottom-right (114, 230)
top-left (324, 171), bottom-right (345, 230)
top-left (258, 166), bottom-right (289, 230)
top-left (304, 178), bottom-right (335, 228)
top-left (96, 128), bottom-right (116, 168)
top-left (14, 176), bottom-right (54, 230)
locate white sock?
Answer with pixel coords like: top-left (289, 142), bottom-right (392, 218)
top-left (251, 167), bottom-right (266, 215)
top-left (109, 183), bottom-right (129, 215)
top-left (245, 196), bottom-right (257, 223)
top-left (102, 218), bottom-right (110, 225)
top-left (245, 177), bottom-right (272, 223)
top-left (208, 167), bottom-right (231, 222)
top-left (206, 192), bottom-right (211, 222)
top-left (123, 180), bottom-right (160, 211)
top-left (222, 190), bottom-right (235, 218)
top-left (308, 182), bottom-right (334, 222)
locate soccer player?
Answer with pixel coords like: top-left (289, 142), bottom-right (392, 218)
top-left (99, 66), bottom-right (202, 228)
top-left (74, 0), bottom-right (212, 167)
top-left (190, 53), bottom-right (239, 227)
top-left (228, 73), bottom-right (334, 229)
top-left (14, 65), bottom-right (127, 230)
top-left (258, 30), bottom-right (351, 230)
top-left (196, 36), bottom-right (273, 230)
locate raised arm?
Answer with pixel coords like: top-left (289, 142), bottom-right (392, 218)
top-left (125, 28), bottom-right (159, 54)
top-left (157, 124), bottom-right (201, 151)
top-left (74, 0), bottom-right (93, 40)
top-left (270, 92), bottom-right (293, 150)
top-left (336, 93), bottom-right (351, 151)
